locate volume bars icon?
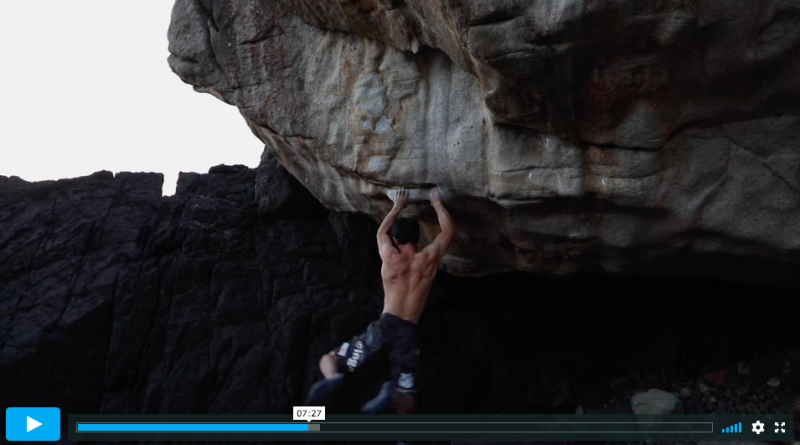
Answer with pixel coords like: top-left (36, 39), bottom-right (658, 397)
top-left (722, 422), bottom-right (741, 433)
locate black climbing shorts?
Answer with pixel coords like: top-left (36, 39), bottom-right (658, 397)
top-left (334, 313), bottom-right (419, 393)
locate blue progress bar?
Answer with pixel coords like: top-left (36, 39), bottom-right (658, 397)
top-left (77, 423), bottom-right (309, 432)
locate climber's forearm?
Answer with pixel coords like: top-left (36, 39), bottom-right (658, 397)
top-left (377, 206), bottom-right (403, 237)
top-left (432, 201), bottom-right (455, 246)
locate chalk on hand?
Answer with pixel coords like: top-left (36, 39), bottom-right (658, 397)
top-left (388, 187), bottom-right (433, 202)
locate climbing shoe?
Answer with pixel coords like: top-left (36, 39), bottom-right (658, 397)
top-left (306, 373), bottom-right (344, 405)
top-left (361, 380), bottom-right (395, 413)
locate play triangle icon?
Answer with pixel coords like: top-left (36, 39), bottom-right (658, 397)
top-left (26, 416), bottom-right (42, 433)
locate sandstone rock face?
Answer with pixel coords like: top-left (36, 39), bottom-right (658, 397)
top-left (168, 0), bottom-right (800, 285)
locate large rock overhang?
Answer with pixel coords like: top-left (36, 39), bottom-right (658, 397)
top-left (167, 0), bottom-right (800, 287)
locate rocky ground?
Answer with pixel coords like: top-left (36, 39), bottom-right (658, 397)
top-left (592, 350), bottom-right (799, 415)
top-left (588, 350), bottom-right (800, 445)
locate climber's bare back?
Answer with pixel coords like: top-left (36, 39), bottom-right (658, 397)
top-left (375, 186), bottom-right (454, 324)
top-left (380, 246), bottom-right (441, 323)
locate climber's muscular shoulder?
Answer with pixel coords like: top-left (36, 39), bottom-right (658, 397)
top-left (381, 248), bottom-right (439, 283)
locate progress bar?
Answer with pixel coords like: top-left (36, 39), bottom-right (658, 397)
top-left (76, 421), bottom-right (709, 433)
top-left (303, 421), bottom-right (714, 433)
top-left (77, 423), bottom-right (320, 432)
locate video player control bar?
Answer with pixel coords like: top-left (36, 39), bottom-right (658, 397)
top-left (67, 413), bottom-right (794, 442)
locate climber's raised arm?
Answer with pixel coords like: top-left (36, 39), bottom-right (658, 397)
top-left (377, 188), bottom-right (409, 255)
top-left (422, 187), bottom-right (454, 260)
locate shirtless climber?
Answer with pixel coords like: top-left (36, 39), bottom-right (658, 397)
top-left (306, 187), bottom-right (455, 413)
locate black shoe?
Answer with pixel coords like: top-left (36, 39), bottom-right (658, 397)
top-left (391, 390), bottom-right (416, 414)
top-left (361, 380), bottom-right (395, 413)
top-left (306, 373), bottom-right (344, 405)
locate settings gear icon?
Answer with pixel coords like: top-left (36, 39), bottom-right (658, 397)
top-left (752, 420), bottom-right (765, 435)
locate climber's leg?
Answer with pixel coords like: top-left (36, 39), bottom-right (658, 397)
top-left (307, 351), bottom-right (345, 404)
top-left (361, 314), bottom-right (419, 413)
top-left (320, 350), bottom-right (339, 379)
top-left (307, 319), bottom-right (386, 404)
top-left (387, 314), bottom-right (420, 414)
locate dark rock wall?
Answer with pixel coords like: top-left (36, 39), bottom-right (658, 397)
top-left (0, 170), bottom-right (164, 414)
top-left (0, 154), bottom-right (383, 417)
top-left (1, 155), bottom-right (798, 442)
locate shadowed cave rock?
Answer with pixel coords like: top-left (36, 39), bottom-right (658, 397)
top-left (1, 153), bottom-right (798, 445)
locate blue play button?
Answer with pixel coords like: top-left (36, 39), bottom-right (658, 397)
top-left (6, 407), bottom-right (61, 441)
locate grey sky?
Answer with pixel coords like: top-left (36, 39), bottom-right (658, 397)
top-left (0, 1), bottom-right (263, 195)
